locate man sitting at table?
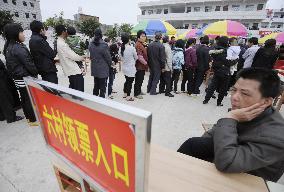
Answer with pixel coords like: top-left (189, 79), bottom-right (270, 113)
top-left (178, 68), bottom-right (284, 182)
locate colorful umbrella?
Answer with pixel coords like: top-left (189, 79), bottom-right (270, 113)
top-left (131, 20), bottom-right (177, 36)
top-left (203, 20), bottom-right (248, 37)
top-left (259, 32), bottom-right (284, 44)
top-left (178, 29), bottom-right (198, 39)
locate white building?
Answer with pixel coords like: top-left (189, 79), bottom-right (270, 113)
top-left (138, 0), bottom-right (283, 31)
top-left (0, 0), bottom-right (42, 29)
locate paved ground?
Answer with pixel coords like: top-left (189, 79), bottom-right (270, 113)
top-left (0, 67), bottom-right (284, 192)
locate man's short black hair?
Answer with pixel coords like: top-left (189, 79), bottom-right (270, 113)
top-left (137, 30), bottom-right (146, 39)
top-left (55, 25), bottom-right (67, 36)
top-left (248, 37), bottom-right (258, 45)
top-left (236, 68), bottom-right (280, 99)
top-left (175, 39), bottom-right (185, 49)
top-left (162, 35), bottom-right (169, 43)
top-left (187, 38), bottom-right (195, 46)
top-left (171, 36), bottom-right (176, 40)
top-left (217, 36), bottom-right (229, 48)
top-left (67, 26), bottom-right (76, 35)
top-left (30, 20), bottom-right (44, 33)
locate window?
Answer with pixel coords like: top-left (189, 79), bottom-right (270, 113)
top-left (194, 7), bottom-right (200, 12)
top-left (25, 13), bottom-right (29, 18)
top-left (32, 13), bottom-right (36, 19)
top-left (23, 1), bottom-right (27, 6)
top-left (142, 10), bottom-right (146, 15)
top-left (223, 5), bottom-right (229, 11)
top-left (205, 6), bottom-right (212, 12)
top-left (12, 0), bottom-right (16, 5)
top-left (156, 9), bottom-right (162, 14)
top-left (30, 2), bottom-right (34, 7)
top-left (281, 14), bottom-right (284, 18)
top-left (3, 0), bottom-right (8, 3)
top-left (277, 24), bottom-right (282, 28)
top-left (245, 5), bottom-right (254, 11)
top-left (148, 10), bottom-right (153, 15)
top-left (257, 4), bottom-right (264, 10)
top-left (215, 6), bottom-right (221, 11)
top-left (186, 7), bottom-right (191, 13)
top-left (232, 5), bottom-right (240, 11)
top-left (184, 24), bottom-right (189, 29)
top-left (14, 12), bottom-right (19, 17)
top-left (164, 9), bottom-right (168, 14)
top-left (192, 23), bottom-right (198, 29)
top-left (244, 23), bottom-right (249, 28)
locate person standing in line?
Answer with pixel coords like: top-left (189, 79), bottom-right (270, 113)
top-left (242, 37), bottom-right (259, 68)
top-left (203, 36), bottom-right (234, 106)
top-left (184, 38), bottom-right (197, 95)
top-left (29, 20), bottom-right (58, 84)
top-left (108, 43), bottom-right (119, 99)
top-left (55, 25), bottom-right (85, 92)
top-left (3, 23), bottom-right (38, 126)
top-left (0, 59), bottom-right (24, 123)
top-left (134, 30), bottom-right (148, 99)
top-left (120, 33), bottom-right (138, 101)
top-left (251, 39), bottom-right (278, 70)
top-left (147, 32), bottom-right (166, 95)
top-left (193, 35), bottom-right (210, 95)
top-left (171, 39), bottom-right (185, 94)
top-left (89, 28), bottom-right (112, 98)
top-left (159, 35), bottom-right (174, 97)
top-left (227, 37), bottom-right (241, 88)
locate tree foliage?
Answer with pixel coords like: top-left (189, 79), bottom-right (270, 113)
top-left (77, 18), bottom-right (101, 38)
top-left (44, 11), bottom-right (67, 29)
top-left (118, 23), bottom-right (133, 36)
top-left (105, 24), bottom-right (118, 41)
top-left (0, 10), bottom-right (14, 35)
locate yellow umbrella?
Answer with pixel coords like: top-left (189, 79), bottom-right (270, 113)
top-left (259, 33), bottom-right (279, 44)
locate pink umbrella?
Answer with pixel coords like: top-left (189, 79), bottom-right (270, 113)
top-left (185, 29), bottom-right (198, 39)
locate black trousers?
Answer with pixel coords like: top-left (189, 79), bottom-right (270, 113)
top-left (159, 71), bottom-right (171, 94)
top-left (178, 137), bottom-right (214, 162)
top-left (181, 69), bottom-right (195, 93)
top-left (0, 75), bottom-right (16, 123)
top-left (41, 72), bottom-right (58, 84)
top-left (68, 74), bottom-right (84, 92)
top-left (171, 69), bottom-right (181, 92)
top-left (193, 70), bottom-right (206, 94)
top-left (18, 87), bottom-right (36, 122)
top-left (205, 73), bottom-right (230, 105)
top-left (134, 70), bottom-right (145, 96)
top-left (93, 77), bottom-right (107, 98)
top-left (147, 69), bottom-right (161, 94)
top-left (123, 76), bottom-right (135, 96)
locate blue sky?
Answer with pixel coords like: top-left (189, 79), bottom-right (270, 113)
top-left (40, 0), bottom-right (282, 25)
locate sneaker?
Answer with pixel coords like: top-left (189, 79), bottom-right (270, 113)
top-left (203, 100), bottom-right (209, 104)
top-left (29, 121), bottom-right (39, 127)
top-left (165, 93), bottom-right (174, 97)
top-left (123, 93), bottom-right (127, 98)
top-left (126, 96), bottom-right (135, 101)
top-left (174, 91), bottom-right (181, 94)
top-left (7, 116), bottom-right (24, 123)
top-left (108, 95), bottom-right (114, 99)
top-left (135, 95), bottom-right (143, 99)
top-left (217, 103), bottom-right (224, 107)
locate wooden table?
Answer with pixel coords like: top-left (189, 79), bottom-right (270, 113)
top-left (148, 145), bottom-right (269, 192)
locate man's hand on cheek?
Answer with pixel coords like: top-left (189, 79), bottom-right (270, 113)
top-left (226, 103), bottom-right (267, 122)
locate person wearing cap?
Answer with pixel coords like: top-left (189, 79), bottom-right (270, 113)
top-left (147, 32), bottom-right (166, 95)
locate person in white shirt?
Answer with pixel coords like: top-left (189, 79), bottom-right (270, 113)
top-left (120, 33), bottom-right (138, 101)
top-left (227, 37), bottom-right (241, 75)
top-left (242, 37), bottom-right (259, 68)
top-left (55, 25), bottom-right (85, 92)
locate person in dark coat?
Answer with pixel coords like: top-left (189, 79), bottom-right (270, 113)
top-left (147, 32), bottom-right (166, 95)
top-left (203, 36), bottom-right (235, 106)
top-left (0, 59), bottom-right (24, 123)
top-left (89, 28), bottom-right (112, 98)
top-left (29, 20), bottom-right (58, 84)
top-left (193, 35), bottom-right (210, 95)
top-left (251, 39), bottom-right (279, 70)
top-left (3, 23), bottom-right (38, 125)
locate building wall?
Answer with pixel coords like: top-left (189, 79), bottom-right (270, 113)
top-left (138, 0), bottom-right (268, 29)
top-left (0, 0), bottom-right (42, 29)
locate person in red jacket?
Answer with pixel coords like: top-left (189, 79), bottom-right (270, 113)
top-left (134, 30), bottom-right (148, 99)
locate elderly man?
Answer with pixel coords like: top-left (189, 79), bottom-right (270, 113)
top-left (178, 68), bottom-right (284, 182)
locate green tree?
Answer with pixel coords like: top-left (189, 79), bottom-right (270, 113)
top-left (0, 10), bottom-right (14, 35)
top-left (118, 23), bottom-right (133, 36)
top-left (77, 18), bottom-right (101, 38)
top-left (44, 11), bottom-right (67, 29)
top-left (105, 24), bottom-right (118, 41)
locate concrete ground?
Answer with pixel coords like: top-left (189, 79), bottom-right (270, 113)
top-left (0, 67), bottom-right (284, 192)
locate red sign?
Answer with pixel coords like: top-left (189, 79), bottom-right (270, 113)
top-left (29, 86), bottom-right (135, 192)
top-left (259, 31), bottom-right (273, 36)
